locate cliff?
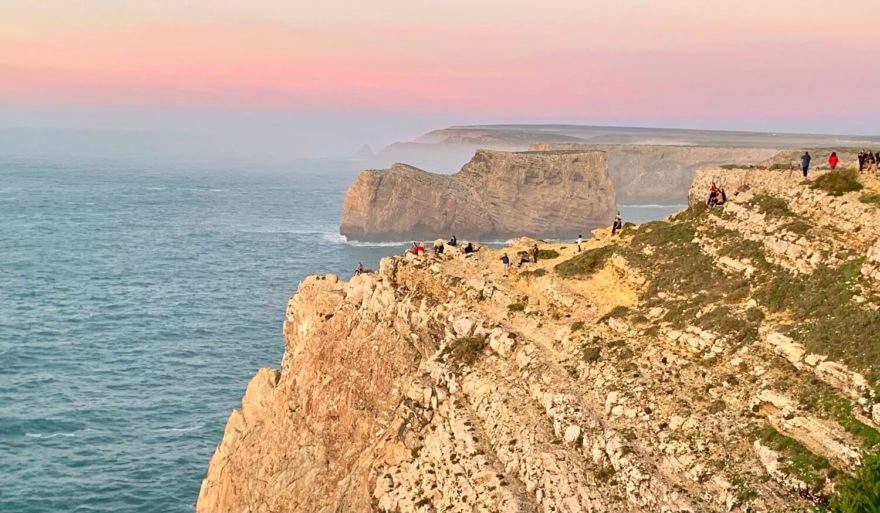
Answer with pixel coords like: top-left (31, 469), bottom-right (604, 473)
top-left (530, 143), bottom-right (782, 203)
top-left (340, 149), bottom-right (616, 242)
top-left (199, 168), bottom-right (880, 512)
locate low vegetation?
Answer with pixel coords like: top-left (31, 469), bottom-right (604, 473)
top-left (811, 169), bottom-right (863, 196)
top-left (555, 245), bottom-right (615, 278)
top-left (829, 455), bottom-right (880, 513)
top-left (859, 192), bottom-right (880, 208)
top-left (754, 426), bottom-right (835, 493)
top-left (746, 194), bottom-right (795, 219)
top-left (507, 303), bottom-right (525, 312)
top-left (537, 248), bottom-right (560, 260)
top-left (442, 336), bottom-right (487, 367)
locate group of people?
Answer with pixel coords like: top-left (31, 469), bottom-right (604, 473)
top-left (499, 243), bottom-right (539, 278)
top-left (858, 150), bottom-right (880, 172)
top-left (706, 181), bottom-right (728, 207)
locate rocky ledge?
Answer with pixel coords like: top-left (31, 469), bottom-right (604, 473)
top-left (198, 168), bottom-right (880, 513)
top-left (339, 149), bottom-right (616, 242)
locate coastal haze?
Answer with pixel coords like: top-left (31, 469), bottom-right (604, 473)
top-left (3, 1), bottom-right (880, 513)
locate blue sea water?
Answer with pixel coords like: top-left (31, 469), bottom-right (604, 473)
top-left (0, 157), bottom-right (682, 513)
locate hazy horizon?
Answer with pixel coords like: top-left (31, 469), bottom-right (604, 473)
top-left (4, 1), bottom-right (880, 165)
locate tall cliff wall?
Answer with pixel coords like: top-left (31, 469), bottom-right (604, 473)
top-left (530, 143), bottom-right (781, 203)
top-left (340, 149), bottom-right (616, 242)
top-left (198, 168), bottom-right (880, 512)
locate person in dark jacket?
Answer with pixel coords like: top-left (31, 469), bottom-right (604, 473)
top-left (801, 152), bottom-right (812, 177)
top-left (531, 244), bottom-right (539, 264)
top-left (611, 211), bottom-right (623, 235)
top-left (500, 253), bottom-right (510, 277)
top-left (859, 151), bottom-right (866, 172)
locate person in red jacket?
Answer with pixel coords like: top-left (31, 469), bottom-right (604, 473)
top-left (828, 152), bottom-right (839, 170)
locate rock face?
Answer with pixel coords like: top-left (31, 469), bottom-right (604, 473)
top-left (340, 149), bottom-right (616, 242)
top-left (531, 144), bottom-right (781, 203)
top-left (199, 168), bottom-right (880, 513)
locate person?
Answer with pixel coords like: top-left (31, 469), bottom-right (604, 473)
top-left (355, 262), bottom-right (364, 276)
top-left (516, 250), bottom-right (530, 267)
top-left (531, 243), bottom-right (539, 264)
top-left (463, 242), bottom-right (475, 254)
top-left (448, 235), bottom-right (457, 247)
top-left (707, 181), bottom-right (720, 207)
top-left (611, 211), bottom-right (623, 235)
top-left (500, 253), bottom-right (510, 277)
top-left (719, 187), bottom-right (727, 205)
top-left (859, 151), bottom-right (866, 172)
top-left (869, 152), bottom-right (878, 172)
top-left (433, 238), bottom-right (444, 256)
top-left (828, 152), bottom-right (839, 170)
top-left (576, 234), bottom-right (583, 252)
top-left (410, 241), bottom-right (425, 256)
top-left (800, 151), bottom-right (811, 178)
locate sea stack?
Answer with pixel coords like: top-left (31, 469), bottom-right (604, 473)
top-left (339, 149), bottom-right (616, 242)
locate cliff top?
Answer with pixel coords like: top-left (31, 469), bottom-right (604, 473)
top-left (200, 167), bottom-right (880, 513)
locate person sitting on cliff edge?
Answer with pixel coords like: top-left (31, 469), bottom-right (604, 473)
top-left (448, 235), bottom-right (457, 247)
top-left (355, 262), bottom-right (364, 276)
top-left (463, 242), bottom-right (475, 254)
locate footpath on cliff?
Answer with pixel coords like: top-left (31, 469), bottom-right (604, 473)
top-left (197, 166), bottom-right (880, 513)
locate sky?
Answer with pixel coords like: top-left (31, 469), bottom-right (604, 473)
top-left (2, 0), bottom-right (879, 162)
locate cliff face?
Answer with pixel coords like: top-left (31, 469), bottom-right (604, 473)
top-left (340, 149), bottom-right (616, 242)
top-left (531, 143), bottom-right (781, 203)
top-left (199, 168), bottom-right (880, 513)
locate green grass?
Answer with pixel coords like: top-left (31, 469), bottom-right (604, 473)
top-left (860, 192), bottom-right (880, 208)
top-left (799, 390), bottom-right (880, 451)
top-left (779, 218), bottom-right (813, 236)
top-left (754, 258), bottom-right (880, 381)
top-left (746, 194), bottom-right (795, 219)
top-left (754, 426), bottom-right (834, 491)
top-left (830, 455), bottom-right (880, 513)
top-left (811, 169), bottom-right (863, 197)
top-left (730, 474), bottom-right (758, 503)
top-left (537, 249), bottom-right (560, 260)
top-left (555, 245), bottom-right (615, 278)
top-left (692, 305), bottom-right (760, 344)
top-left (519, 268), bottom-right (547, 279)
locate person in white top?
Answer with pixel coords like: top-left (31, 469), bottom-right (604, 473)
top-left (576, 235), bottom-right (583, 252)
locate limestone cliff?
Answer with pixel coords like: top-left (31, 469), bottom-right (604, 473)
top-left (340, 149), bottom-right (616, 242)
top-left (531, 143), bottom-right (782, 203)
top-left (199, 168), bottom-right (880, 513)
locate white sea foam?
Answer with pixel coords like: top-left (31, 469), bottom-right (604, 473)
top-left (619, 204), bottom-right (687, 208)
top-left (26, 432), bottom-right (76, 439)
top-left (155, 423), bottom-right (203, 433)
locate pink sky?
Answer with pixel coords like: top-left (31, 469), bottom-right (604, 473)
top-left (3, 0), bottom-right (879, 137)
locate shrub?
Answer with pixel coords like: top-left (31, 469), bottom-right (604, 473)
top-left (581, 346), bottom-right (601, 363)
top-left (754, 426), bottom-right (833, 492)
top-left (443, 336), bottom-right (487, 367)
top-left (830, 455), bottom-right (880, 513)
top-left (811, 169), bottom-right (863, 196)
top-left (779, 219), bottom-right (812, 235)
top-left (537, 249), bottom-right (560, 259)
top-left (520, 268), bottom-right (547, 279)
top-left (599, 305), bottom-right (630, 322)
top-left (507, 303), bottom-right (525, 312)
top-left (570, 321), bottom-right (585, 332)
top-left (747, 194), bottom-right (794, 219)
top-left (860, 192), bottom-right (880, 208)
top-left (555, 245), bottom-right (615, 278)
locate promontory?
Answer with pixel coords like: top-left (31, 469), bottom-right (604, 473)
top-left (340, 149), bottom-right (616, 242)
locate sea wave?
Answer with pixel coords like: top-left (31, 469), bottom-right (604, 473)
top-left (25, 432), bottom-right (76, 439)
top-left (154, 423), bottom-right (203, 433)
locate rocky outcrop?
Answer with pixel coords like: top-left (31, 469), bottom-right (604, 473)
top-left (200, 168), bottom-right (880, 512)
top-left (340, 149), bottom-right (616, 242)
top-left (531, 143), bottom-right (781, 203)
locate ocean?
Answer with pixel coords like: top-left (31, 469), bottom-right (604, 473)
top-left (0, 157), bottom-right (682, 512)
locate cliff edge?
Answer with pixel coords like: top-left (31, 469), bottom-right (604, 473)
top-left (199, 168), bottom-right (880, 512)
top-left (340, 149), bottom-right (616, 242)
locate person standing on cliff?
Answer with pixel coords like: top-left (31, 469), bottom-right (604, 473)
top-left (576, 235), bottom-right (583, 252)
top-left (531, 244), bottom-right (539, 264)
top-left (800, 151), bottom-right (811, 178)
top-left (611, 211), bottom-right (623, 235)
top-left (828, 152), bottom-right (839, 170)
top-left (500, 253), bottom-right (510, 277)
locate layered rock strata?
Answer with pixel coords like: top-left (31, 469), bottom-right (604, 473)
top-left (199, 169), bottom-right (880, 513)
top-left (340, 149), bottom-right (616, 242)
